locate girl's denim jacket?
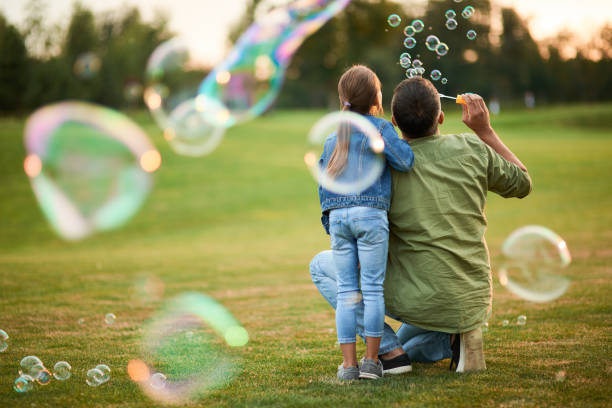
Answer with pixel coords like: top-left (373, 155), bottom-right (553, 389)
top-left (318, 115), bottom-right (414, 234)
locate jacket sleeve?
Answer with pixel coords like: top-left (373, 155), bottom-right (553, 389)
top-left (380, 121), bottom-right (414, 172)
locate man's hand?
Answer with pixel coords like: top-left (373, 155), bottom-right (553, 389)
top-left (460, 93), bottom-right (494, 137)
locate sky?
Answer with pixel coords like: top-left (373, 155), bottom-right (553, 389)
top-left (1, 0), bottom-right (611, 65)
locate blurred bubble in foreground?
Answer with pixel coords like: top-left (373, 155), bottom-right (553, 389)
top-left (129, 292), bottom-right (248, 405)
top-left (0, 329), bottom-right (8, 352)
top-left (304, 111), bottom-right (385, 195)
top-left (498, 225), bottom-right (571, 303)
top-left (14, 375), bottom-right (35, 393)
top-left (53, 361), bottom-right (72, 381)
top-left (105, 313), bottom-right (116, 325)
top-left (23, 102), bottom-right (160, 241)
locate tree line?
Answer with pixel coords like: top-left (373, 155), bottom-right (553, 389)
top-left (1, 0), bottom-right (611, 114)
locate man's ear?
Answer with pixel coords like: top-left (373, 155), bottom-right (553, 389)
top-left (392, 115), bottom-right (397, 127)
top-left (438, 111), bottom-right (445, 125)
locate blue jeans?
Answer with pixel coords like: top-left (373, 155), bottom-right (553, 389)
top-left (330, 207), bottom-right (388, 343)
top-left (310, 250), bottom-right (452, 362)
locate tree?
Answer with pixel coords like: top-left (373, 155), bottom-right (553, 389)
top-left (0, 14), bottom-right (29, 111)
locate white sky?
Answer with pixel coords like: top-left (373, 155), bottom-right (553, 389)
top-left (1, 0), bottom-right (611, 65)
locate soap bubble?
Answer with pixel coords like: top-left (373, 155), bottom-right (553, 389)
top-left (53, 361), bottom-right (72, 381)
top-left (74, 52), bottom-right (101, 79)
top-left (430, 70), bottom-right (442, 81)
top-left (14, 375), bottom-right (35, 393)
top-left (445, 10), bottom-right (456, 19)
top-left (387, 14), bottom-right (401, 27)
top-left (517, 315), bottom-right (527, 326)
top-left (129, 292), bottom-right (249, 405)
top-left (23, 102), bottom-right (160, 241)
top-left (403, 37), bottom-right (417, 49)
top-left (441, 78), bottom-right (448, 84)
top-left (555, 370), bottom-right (567, 382)
top-left (445, 18), bottom-right (458, 30)
top-left (482, 322), bottom-right (489, 332)
top-left (145, 38), bottom-right (226, 157)
top-left (399, 53), bottom-right (411, 68)
top-left (105, 313), bottom-right (116, 325)
top-left (411, 19), bottom-right (424, 33)
top-left (124, 80), bottom-right (143, 104)
top-left (412, 59), bottom-right (423, 69)
top-left (403, 25), bottom-right (416, 37)
top-left (305, 111), bottom-right (385, 195)
top-left (425, 35), bottom-right (440, 51)
top-left (498, 225), bottom-right (571, 303)
top-left (461, 6), bottom-right (475, 19)
top-left (467, 29), bottom-right (477, 40)
top-left (435, 42), bottom-right (449, 56)
top-left (86, 368), bottom-right (106, 387)
top-left (406, 68), bottom-right (417, 78)
top-left (36, 368), bottom-right (52, 385)
top-left (502, 319), bottom-right (509, 327)
top-left (0, 329), bottom-right (8, 352)
top-left (198, 0), bottom-right (351, 128)
top-left (416, 67), bottom-right (425, 76)
top-left (20, 356), bottom-right (45, 378)
top-left (95, 364), bottom-right (111, 383)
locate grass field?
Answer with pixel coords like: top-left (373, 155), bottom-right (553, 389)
top-left (0, 104), bottom-right (611, 407)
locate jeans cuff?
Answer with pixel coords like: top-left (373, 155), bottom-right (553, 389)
top-left (338, 337), bottom-right (356, 344)
top-left (364, 331), bottom-right (384, 338)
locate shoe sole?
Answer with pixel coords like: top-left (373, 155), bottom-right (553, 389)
top-left (383, 365), bottom-right (412, 375)
top-left (359, 372), bottom-right (383, 379)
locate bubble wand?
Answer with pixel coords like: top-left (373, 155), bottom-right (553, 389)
top-left (439, 94), bottom-right (466, 105)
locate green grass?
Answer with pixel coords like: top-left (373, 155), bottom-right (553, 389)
top-left (0, 104), bottom-right (611, 407)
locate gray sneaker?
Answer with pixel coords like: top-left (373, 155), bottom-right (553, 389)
top-left (337, 364), bottom-right (360, 381)
top-left (359, 358), bottom-right (383, 379)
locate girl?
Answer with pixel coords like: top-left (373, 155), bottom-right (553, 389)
top-left (318, 65), bottom-right (414, 380)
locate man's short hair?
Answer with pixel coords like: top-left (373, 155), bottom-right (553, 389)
top-left (391, 78), bottom-right (441, 138)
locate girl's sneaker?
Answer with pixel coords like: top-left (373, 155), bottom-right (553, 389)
top-left (337, 364), bottom-right (360, 381)
top-left (358, 358), bottom-right (383, 379)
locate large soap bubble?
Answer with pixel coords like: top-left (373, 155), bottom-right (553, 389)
top-left (304, 111), bottom-right (385, 195)
top-left (145, 38), bottom-right (226, 157)
top-left (23, 102), bottom-right (161, 241)
top-left (498, 225), bottom-right (572, 303)
top-left (197, 0), bottom-right (351, 128)
top-left (129, 292), bottom-right (249, 405)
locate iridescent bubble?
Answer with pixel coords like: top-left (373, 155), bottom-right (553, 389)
top-left (441, 78), bottom-right (448, 84)
top-left (198, 0), bottom-right (351, 128)
top-left (74, 52), bottom-right (101, 79)
top-left (36, 368), bottom-right (52, 385)
top-left (412, 59), bottom-right (423, 69)
top-left (400, 52), bottom-right (411, 61)
top-left (411, 19), bottom-right (424, 33)
top-left (403, 25), bottom-right (416, 37)
top-left (14, 375), bottom-right (34, 393)
top-left (20, 356), bottom-right (44, 378)
top-left (502, 319), bottom-right (509, 327)
top-left (130, 292), bottom-right (249, 405)
top-left (105, 313), bottom-right (116, 325)
top-left (305, 111), bottom-right (385, 195)
top-left (145, 38), bottom-right (226, 157)
top-left (462, 6), bottom-right (475, 19)
top-left (445, 10), bottom-right (456, 19)
top-left (400, 57), bottom-right (411, 69)
top-left (387, 14), bottom-right (401, 27)
top-left (405, 68), bottom-right (417, 78)
top-left (95, 364), bottom-right (111, 384)
top-left (436, 42), bottom-right (450, 56)
top-left (53, 361), bottom-right (72, 381)
top-left (498, 226), bottom-right (572, 303)
top-left (23, 102), bottom-right (160, 241)
top-left (430, 69), bottom-right (442, 81)
top-left (425, 35), bottom-right (440, 51)
top-left (467, 29), bottom-right (477, 40)
top-left (86, 368), bottom-right (105, 387)
top-left (0, 329), bottom-right (8, 352)
top-left (517, 315), bottom-right (527, 326)
top-left (416, 67), bottom-right (425, 76)
top-left (445, 18), bottom-right (458, 30)
top-left (403, 37), bottom-right (417, 49)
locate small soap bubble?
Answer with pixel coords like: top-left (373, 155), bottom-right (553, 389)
top-left (412, 59), bottom-right (423, 69)
top-left (150, 373), bottom-right (168, 390)
top-left (86, 368), bottom-right (105, 387)
top-left (445, 18), bottom-right (458, 30)
top-left (74, 52), bottom-right (101, 79)
top-left (441, 78), bottom-right (448, 84)
top-left (436, 43), bottom-right (449, 57)
top-left (0, 329), bottom-right (8, 352)
top-left (502, 319), bottom-right (509, 327)
top-left (416, 67), bottom-right (425, 76)
top-left (403, 25), bottom-right (416, 37)
top-left (14, 375), bottom-right (35, 393)
top-left (517, 315), bottom-right (527, 326)
top-left (445, 10), bottom-right (456, 19)
top-left (399, 56), bottom-right (411, 69)
top-left (430, 70), bottom-right (442, 81)
top-left (425, 35), bottom-right (440, 51)
top-left (53, 361), bottom-right (72, 381)
top-left (36, 368), bottom-right (52, 385)
top-left (105, 313), bottom-right (116, 325)
top-left (467, 29), bottom-right (477, 40)
top-left (411, 19), bottom-right (425, 33)
top-left (462, 6), bottom-right (475, 19)
top-left (482, 322), bottom-right (489, 332)
top-left (387, 14), bottom-right (401, 27)
top-left (555, 370), bottom-right (566, 382)
top-left (95, 364), bottom-right (111, 384)
top-left (405, 68), bottom-right (417, 78)
top-left (20, 356), bottom-right (44, 377)
top-left (404, 37), bottom-right (417, 49)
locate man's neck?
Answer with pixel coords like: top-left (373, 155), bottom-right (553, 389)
top-left (401, 130), bottom-right (439, 142)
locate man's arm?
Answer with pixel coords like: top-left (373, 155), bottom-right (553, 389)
top-left (460, 93), bottom-right (528, 172)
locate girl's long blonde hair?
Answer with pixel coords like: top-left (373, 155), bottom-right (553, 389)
top-left (327, 65), bottom-right (383, 178)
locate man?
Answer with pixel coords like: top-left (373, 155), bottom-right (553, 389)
top-left (310, 78), bottom-right (532, 373)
